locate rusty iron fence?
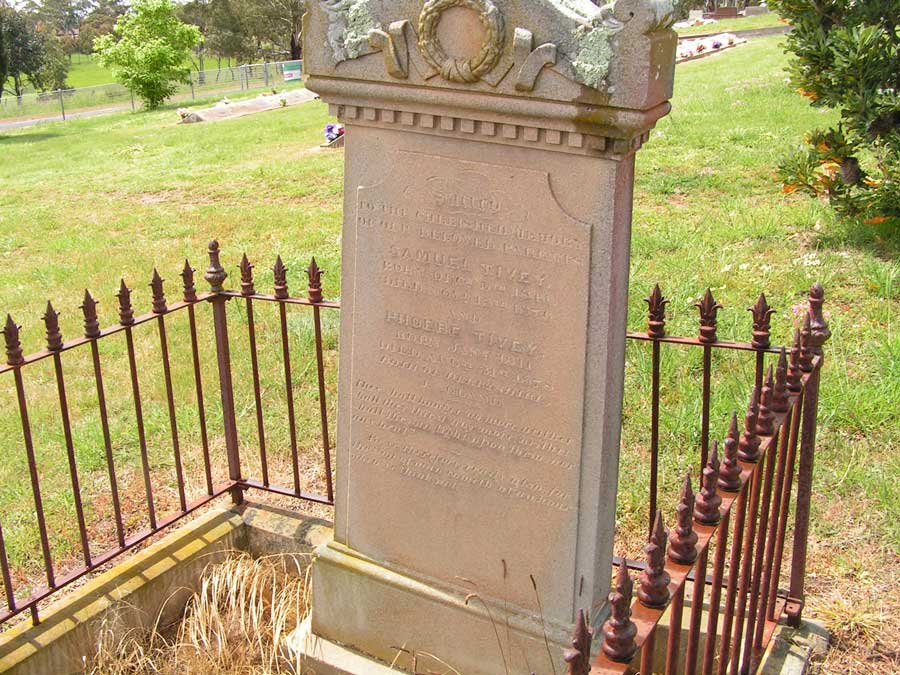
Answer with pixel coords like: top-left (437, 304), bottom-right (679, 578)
top-left (0, 241), bottom-right (828, 675)
top-left (0, 241), bottom-right (337, 626)
top-left (565, 284), bottom-right (830, 675)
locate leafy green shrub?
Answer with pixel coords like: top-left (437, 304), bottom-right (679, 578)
top-left (94, 0), bottom-right (201, 109)
top-left (772, 0), bottom-right (899, 228)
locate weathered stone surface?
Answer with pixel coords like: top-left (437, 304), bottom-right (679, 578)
top-left (300, 2), bottom-right (676, 673)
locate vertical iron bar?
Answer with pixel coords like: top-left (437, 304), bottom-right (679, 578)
top-left (716, 487), bottom-right (748, 675)
top-left (649, 339), bottom-right (661, 538)
top-left (313, 305), bottom-right (333, 503)
top-left (124, 327), bottom-right (157, 529)
top-left (206, 242), bottom-right (243, 504)
top-left (186, 305), bottom-right (214, 495)
top-left (12, 369), bottom-right (55, 588)
top-left (641, 630), bottom-right (656, 675)
top-left (728, 455), bottom-right (765, 675)
top-left (740, 431), bottom-right (779, 673)
top-left (245, 299), bottom-right (269, 486)
top-left (702, 510), bottom-right (731, 675)
top-left (768, 394), bottom-right (804, 620)
top-left (51, 353), bottom-right (92, 566)
top-left (701, 345), bottom-right (712, 469)
top-left (788, 367), bottom-right (821, 627)
top-left (665, 585), bottom-right (686, 675)
top-left (89, 341), bottom-right (126, 547)
top-left (754, 412), bottom-right (793, 654)
top-left (279, 302), bottom-right (302, 494)
top-left (0, 523), bottom-right (17, 613)
top-left (157, 316), bottom-right (187, 512)
top-left (754, 351), bottom-right (764, 391)
top-left (685, 547), bottom-right (709, 675)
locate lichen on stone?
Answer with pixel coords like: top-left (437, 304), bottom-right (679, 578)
top-left (321, 0), bottom-right (379, 62)
top-left (571, 23), bottom-right (616, 90)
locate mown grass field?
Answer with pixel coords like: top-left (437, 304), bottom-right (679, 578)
top-left (0, 35), bottom-right (897, 672)
top-left (676, 11), bottom-right (787, 35)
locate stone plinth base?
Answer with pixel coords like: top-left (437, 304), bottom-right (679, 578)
top-left (303, 541), bottom-right (574, 675)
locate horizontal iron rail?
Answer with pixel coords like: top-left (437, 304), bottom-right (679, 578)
top-left (220, 290), bottom-right (341, 309)
top-left (626, 332), bottom-right (783, 354)
top-left (240, 479), bottom-right (333, 506)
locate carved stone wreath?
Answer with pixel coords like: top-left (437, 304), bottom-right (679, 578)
top-left (418, 0), bottom-right (506, 83)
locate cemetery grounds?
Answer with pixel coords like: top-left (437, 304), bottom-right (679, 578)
top-left (0, 34), bottom-right (897, 673)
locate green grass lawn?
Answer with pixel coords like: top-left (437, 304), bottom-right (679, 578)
top-left (65, 55), bottom-right (117, 88)
top-left (0, 35), bottom-right (898, 670)
top-left (677, 12), bottom-right (787, 35)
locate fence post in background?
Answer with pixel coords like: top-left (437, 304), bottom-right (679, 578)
top-left (206, 240), bottom-right (243, 505)
top-left (57, 90), bottom-right (66, 121)
top-left (787, 283), bottom-right (830, 627)
top-left (190, 73), bottom-right (195, 100)
top-left (130, 91), bottom-right (135, 112)
top-left (264, 61), bottom-right (269, 88)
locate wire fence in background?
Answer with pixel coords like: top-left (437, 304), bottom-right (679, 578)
top-left (0, 60), bottom-right (304, 126)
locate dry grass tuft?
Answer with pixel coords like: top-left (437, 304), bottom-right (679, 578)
top-left (87, 554), bottom-right (310, 675)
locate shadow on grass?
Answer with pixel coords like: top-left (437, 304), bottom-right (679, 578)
top-left (0, 132), bottom-right (60, 144)
top-left (815, 217), bottom-right (900, 261)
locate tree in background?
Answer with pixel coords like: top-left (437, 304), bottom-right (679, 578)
top-left (94, 0), bottom-right (201, 108)
top-left (74, 0), bottom-right (127, 56)
top-left (1, 5), bottom-right (68, 100)
top-left (773, 0), bottom-right (900, 229)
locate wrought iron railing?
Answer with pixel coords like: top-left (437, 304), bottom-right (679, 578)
top-left (0, 241), bottom-right (828, 675)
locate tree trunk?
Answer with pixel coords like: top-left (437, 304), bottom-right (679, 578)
top-left (290, 31), bottom-right (302, 61)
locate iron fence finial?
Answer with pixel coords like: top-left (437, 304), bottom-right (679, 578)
top-left (563, 608), bottom-right (593, 675)
top-left (240, 253), bottom-right (256, 296)
top-left (696, 288), bottom-right (722, 344)
top-left (205, 240), bottom-right (228, 292)
top-left (719, 412), bottom-right (742, 491)
top-left (43, 301), bottom-right (63, 352)
top-left (756, 366), bottom-right (776, 436)
top-left (645, 284), bottom-right (667, 338)
top-left (181, 260), bottom-right (197, 303)
top-left (695, 441), bottom-right (722, 525)
top-left (799, 313), bottom-right (814, 372)
top-left (117, 279), bottom-right (135, 326)
top-left (638, 511), bottom-right (670, 608)
top-left (274, 256), bottom-right (289, 300)
top-left (307, 257), bottom-right (324, 303)
top-left (773, 348), bottom-right (790, 413)
top-left (787, 329), bottom-right (803, 393)
top-left (739, 386), bottom-right (762, 462)
top-left (669, 473), bottom-right (698, 564)
top-left (81, 290), bottom-right (101, 339)
top-left (748, 293), bottom-right (775, 350)
top-left (601, 563), bottom-right (637, 663)
top-left (4, 314), bottom-right (24, 366)
top-left (150, 269), bottom-right (167, 314)
top-left (807, 283), bottom-right (831, 356)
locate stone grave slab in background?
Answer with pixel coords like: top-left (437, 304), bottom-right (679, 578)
top-left (297, 1), bottom-right (677, 673)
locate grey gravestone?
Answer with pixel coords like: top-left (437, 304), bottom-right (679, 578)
top-left (295, 2), bottom-right (677, 673)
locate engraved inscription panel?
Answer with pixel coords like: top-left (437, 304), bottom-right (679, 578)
top-left (347, 151), bottom-right (591, 616)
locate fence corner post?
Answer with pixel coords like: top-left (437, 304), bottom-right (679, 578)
top-left (787, 283), bottom-right (831, 627)
top-left (206, 240), bottom-right (243, 505)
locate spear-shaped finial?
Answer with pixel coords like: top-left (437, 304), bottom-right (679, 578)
top-left (638, 511), bottom-right (671, 608)
top-left (756, 366), bottom-right (776, 436)
top-left (645, 284), bottom-right (668, 338)
top-left (799, 313), bottom-right (814, 372)
top-left (787, 329), bottom-right (803, 393)
top-left (239, 253), bottom-right (255, 297)
top-left (4, 314), bottom-right (24, 366)
top-left (117, 280), bottom-right (135, 326)
top-left (563, 609), bottom-right (593, 675)
top-left (669, 473), bottom-right (698, 564)
top-left (696, 288), bottom-right (723, 344)
top-left (307, 257), bottom-right (324, 303)
top-left (739, 387), bottom-right (762, 462)
top-left (181, 260), bottom-right (197, 303)
top-left (81, 290), bottom-right (101, 339)
top-left (695, 442), bottom-right (722, 525)
top-left (601, 564), bottom-right (637, 663)
top-left (807, 282), bottom-right (831, 356)
top-left (748, 293), bottom-right (775, 350)
top-left (719, 412), bottom-right (742, 491)
top-left (43, 301), bottom-right (63, 351)
top-left (773, 348), bottom-right (790, 413)
top-left (205, 240), bottom-right (227, 293)
top-left (273, 256), bottom-right (289, 300)
top-left (150, 269), bottom-right (167, 314)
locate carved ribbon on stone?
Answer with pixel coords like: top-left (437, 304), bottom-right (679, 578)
top-left (513, 28), bottom-right (558, 92)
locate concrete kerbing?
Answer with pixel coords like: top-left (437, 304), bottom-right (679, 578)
top-left (0, 502), bottom-right (335, 675)
top-left (759, 619), bottom-right (830, 675)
